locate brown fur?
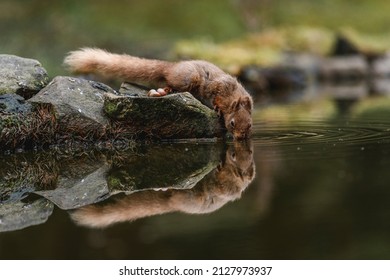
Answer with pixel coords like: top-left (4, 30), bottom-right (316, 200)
top-left (64, 48), bottom-right (253, 139)
top-left (70, 141), bottom-right (255, 228)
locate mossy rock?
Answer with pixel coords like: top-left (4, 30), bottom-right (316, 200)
top-left (104, 92), bottom-right (223, 139)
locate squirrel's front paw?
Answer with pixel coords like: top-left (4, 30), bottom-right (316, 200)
top-left (148, 89), bottom-right (161, 97)
top-left (148, 87), bottom-right (172, 97)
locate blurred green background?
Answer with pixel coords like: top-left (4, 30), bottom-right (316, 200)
top-left (1, 0), bottom-right (390, 76)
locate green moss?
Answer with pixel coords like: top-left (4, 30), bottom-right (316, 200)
top-left (104, 100), bottom-right (119, 116)
top-left (0, 114), bottom-right (24, 143)
top-left (107, 175), bottom-right (125, 190)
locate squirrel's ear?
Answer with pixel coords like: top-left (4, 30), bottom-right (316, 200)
top-left (240, 96), bottom-right (253, 112)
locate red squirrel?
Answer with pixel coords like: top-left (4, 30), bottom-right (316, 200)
top-left (64, 48), bottom-right (253, 139)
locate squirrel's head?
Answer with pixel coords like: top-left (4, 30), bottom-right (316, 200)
top-left (224, 95), bottom-right (253, 140)
top-left (210, 76), bottom-right (253, 140)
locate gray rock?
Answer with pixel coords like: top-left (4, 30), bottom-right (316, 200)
top-left (0, 93), bottom-right (32, 114)
top-left (29, 76), bottom-right (116, 136)
top-left (104, 91), bottom-right (223, 139)
top-left (0, 198), bottom-right (54, 232)
top-left (0, 54), bottom-right (49, 98)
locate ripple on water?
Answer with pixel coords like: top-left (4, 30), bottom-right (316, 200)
top-left (251, 119), bottom-right (390, 159)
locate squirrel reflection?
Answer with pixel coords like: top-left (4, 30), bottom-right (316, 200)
top-left (70, 141), bottom-right (255, 228)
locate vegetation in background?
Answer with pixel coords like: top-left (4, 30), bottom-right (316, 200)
top-left (2, 0), bottom-right (390, 75)
top-left (174, 26), bottom-right (335, 73)
top-left (262, 0), bottom-right (390, 34)
top-left (174, 25), bottom-right (390, 73)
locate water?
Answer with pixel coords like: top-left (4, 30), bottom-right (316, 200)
top-left (1, 96), bottom-right (390, 260)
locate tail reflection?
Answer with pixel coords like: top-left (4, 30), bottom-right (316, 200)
top-left (70, 141), bottom-right (255, 228)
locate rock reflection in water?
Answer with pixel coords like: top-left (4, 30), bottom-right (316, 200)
top-left (71, 141), bottom-right (255, 228)
top-left (0, 141), bottom-right (254, 232)
top-left (71, 142), bottom-right (255, 227)
top-left (0, 151), bottom-right (109, 232)
top-left (0, 198), bottom-right (53, 232)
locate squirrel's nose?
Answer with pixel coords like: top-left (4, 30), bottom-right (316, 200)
top-left (234, 132), bottom-right (248, 140)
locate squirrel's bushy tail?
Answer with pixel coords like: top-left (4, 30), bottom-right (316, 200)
top-left (64, 48), bottom-right (172, 86)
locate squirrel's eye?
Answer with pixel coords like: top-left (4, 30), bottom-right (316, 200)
top-left (230, 119), bottom-right (235, 128)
